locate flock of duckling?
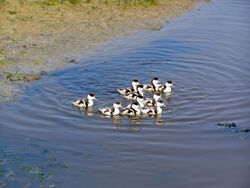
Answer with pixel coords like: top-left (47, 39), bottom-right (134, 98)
top-left (72, 78), bottom-right (174, 117)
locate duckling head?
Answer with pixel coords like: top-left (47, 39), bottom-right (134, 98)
top-left (113, 101), bottom-right (122, 109)
top-left (131, 102), bottom-right (141, 113)
top-left (151, 77), bottom-right (160, 85)
top-left (153, 93), bottom-right (162, 102)
top-left (87, 93), bottom-right (97, 101)
top-left (156, 100), bottom-right (165, 107)
top-left (137, 84), bottom-right (144, 94)
top-left (165, 80), bottom-right (174, 88)
top-left (131, 79), bottom-right (140, 90)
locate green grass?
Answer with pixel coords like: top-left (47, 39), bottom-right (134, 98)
top-left (0, 0), bottom-right (6, 4)
top-left (8, 10), bottom-right (17, 14)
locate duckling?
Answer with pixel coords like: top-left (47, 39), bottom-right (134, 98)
top-left (123, 85), bottom-right (144, 100)
top-left (161, 80), bottom-right (174, 93)
top-left (144, 93), bottom-right (162, 107)
top-left (143, 77), bottom-right (162, 92)
top-left (99, 101), bottom-right (122, 116)
top-left (124, 95), bottom-right (145, 109)
top-left (141, 100), bottom-right (165, 115)
top-left (72, 93), bottom-right (97, 108)
top-left (134, 95), bottom-right (145, 108)
top-left (122, 102), bottom-right (141, 116)
top-left (117, 79), bottom-right (140, 95)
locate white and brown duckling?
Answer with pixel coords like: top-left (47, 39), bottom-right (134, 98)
top-left (124, 95), bottom-right (145, 109)
top-left (161, 80), bottom-right (174, 93)
top-left (117, 79), bottom-right (140, 96)
top-left (144, 93), bottom-right (162, 107)
top-left (143, 77), bottom-right (162, 92)
top-left (141, 100), bottom-right (165, 115)
top-left (123, 84), bottom-right (144, 100)
top-left (72, 93), bottom-right (97, 108)
top-left (122, 102), bottom-right (141, 116)
top-left (99, 101), bottom-right (122, 116)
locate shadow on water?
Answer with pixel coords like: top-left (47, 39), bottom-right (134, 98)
top-left (1, 0), bottom-right (250, 187)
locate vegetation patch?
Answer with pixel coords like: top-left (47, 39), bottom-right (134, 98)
top-left (0, 59), bottom-right (14, 67)
top-left (33, 0), bottom-right (157, 6)
top-left (0, 0), bottom-right (6, 4)
top-left (4, 72), bottom-right (42, 82)
top-left (17, 15), bottom-right (33, 21)
top-left (40, 0), bottom-right (83, 6)
top-left (0, 146), bottom-right (69, 187)
top-left (8, 10), bottom-right (17, 14)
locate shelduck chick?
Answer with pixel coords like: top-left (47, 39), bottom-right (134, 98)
top-left (117, 79), bottom-right (140, 96)
top-left (143, 77), bottom-right (162, 92)
top-left (144, 93), bottom-right (162, 107)
top-left (124, 95), bottom-right (145, 109)
top-left (99, 101), bottom-right (122, 116)
top-left (122, 102), bottom-right (141, 116)
top-left (162, 80), bottom-right (174, 93)
top-left (123, 85), bottom-right (144, 100)
top-left (72, 93), bottom-right (97, 108)
top-left (141, 100), bottom-right (165, 115)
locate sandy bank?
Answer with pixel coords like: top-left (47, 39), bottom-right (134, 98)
top-left (0, 0), bottom-right (200, 102)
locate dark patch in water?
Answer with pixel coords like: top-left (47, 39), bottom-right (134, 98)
top-left (67, 58), bottom-right (80, 64)
top-left (218, 122), bottom-right (249, 134)
top-left (218, 122), bottom-right (237, 128)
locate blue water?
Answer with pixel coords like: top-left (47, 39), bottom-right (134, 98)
top-left (0, 0), bottom-right (250, 187)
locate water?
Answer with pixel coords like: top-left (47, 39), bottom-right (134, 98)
top-left (1, 0), bottom-right (250, 187)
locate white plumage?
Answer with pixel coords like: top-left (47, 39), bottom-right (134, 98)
top-left (99, 102), bottom-right (122, 116)
top-left (72, 93), bottom-right (97, 108)
top-left (117, 79), bottom-right (140, 96)
top-left (140, 100), bottom-right (165, 115)
top-left (72, 78), bottom-right (174, 119)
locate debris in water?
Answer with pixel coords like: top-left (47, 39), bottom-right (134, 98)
top-left (217, 122), bottom-right (237, 128)
top-left (239, 129), bottom-right (249, 133)
top-left (217, 122), bottom-right (249, 133)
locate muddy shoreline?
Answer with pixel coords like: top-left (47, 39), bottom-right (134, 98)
top-left (0, 0), bottom-right (201, 102)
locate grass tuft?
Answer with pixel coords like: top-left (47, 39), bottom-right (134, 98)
top-left (8, 10), bottom-right (17, 14)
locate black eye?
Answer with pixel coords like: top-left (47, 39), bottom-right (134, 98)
top-left (153, 77), bottom-right (159, 80)
top-left (167, 80), bottom-right (173, 84)
top-left (89, 93), bottom-right (95, 97)
top-left (132, 79), bottom-right (139, 82)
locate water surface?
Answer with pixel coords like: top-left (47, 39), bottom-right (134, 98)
top-left (1, 0), bottom-right (250, 187)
